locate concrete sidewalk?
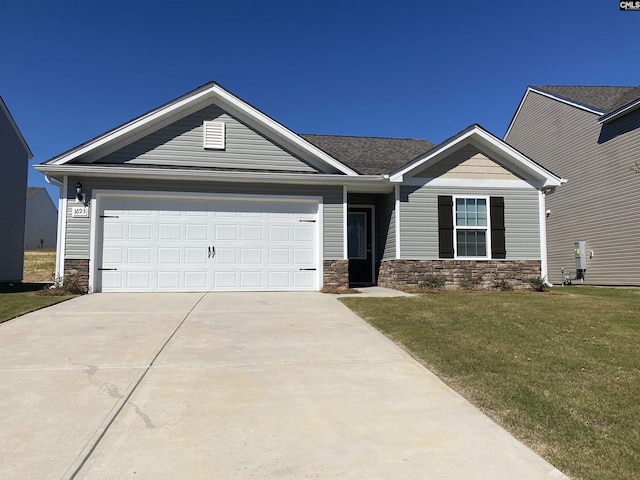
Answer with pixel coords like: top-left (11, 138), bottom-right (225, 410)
top-left (0, 292), bottom-right (568, 479)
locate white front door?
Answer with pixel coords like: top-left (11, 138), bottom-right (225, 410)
top-left (97, 195), bottom-right (319, 292)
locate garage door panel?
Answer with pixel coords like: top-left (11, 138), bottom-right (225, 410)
top-left (127, 271), bottom-right (150, 289)
top-left (215, 225), bottom-right (237, 240)
top-left (158, 271), bottom-right (180, 289)
top-left (241, 225), bottom-right (262, 240)
top-left (269, 225), bottom-right (290, 241)
top-left (214, 248), bottom-right (236, 264)
top-left (158, 248), bottom-right (180, 264)
top-left (98, 196), bottom-right (319, 292)
top-left (158, 224), bottom-right (181, 240)
top-left (184, 248), bottom-right (207, 264)
top-left (184, 271), bottom-right (207, 289)
top-left (240, 271), bottom-right (261, 288)
top-left (185, 224), bottom-right (207, 240)
top-left (268, 249), bottom-right (289, 265)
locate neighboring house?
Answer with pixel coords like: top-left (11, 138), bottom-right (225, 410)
top-left (0, 96), bottom-right (33, 282)
top-left (25, 187), bottom-right (58, 250)
top-left (505, 85), bottom-right (640, 286)
top-left (35, 82), bottom-right (564, 293)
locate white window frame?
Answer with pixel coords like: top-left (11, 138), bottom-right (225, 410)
top-left (453, 195), bottom-right (491, 260)
top-left (203, 120), bottom-right (225, 150)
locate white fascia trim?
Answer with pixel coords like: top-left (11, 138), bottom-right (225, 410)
top-left (36, 165), bottom-right (385, 187)
top-left (539, 190), bottom-right (549, 284)
top-left (343, 186), bottom-right (348, 260)
top-left (389, 125), bottom-right (565, 188)
top-left (213, 86), bottom-right (358, 176)
top-left (598, 98), bottom-right (640, 124)
top-left (395, 185), bottom-right (401, 259)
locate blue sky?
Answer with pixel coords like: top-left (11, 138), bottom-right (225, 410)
top-left (2, 0), bottom-right (638, 202)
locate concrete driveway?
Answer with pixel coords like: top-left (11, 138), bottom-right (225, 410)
top-left (0, 292), bottom-right (567, 479)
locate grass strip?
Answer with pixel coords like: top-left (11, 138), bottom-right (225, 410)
top-left (341, 287), bottom-right (640, 480)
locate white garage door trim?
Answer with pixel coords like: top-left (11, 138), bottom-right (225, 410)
top-left (90, 190), bottom-right (324, 292)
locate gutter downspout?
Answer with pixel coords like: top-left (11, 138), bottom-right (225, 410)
top-left (539, 189), bottom-right (551, 286)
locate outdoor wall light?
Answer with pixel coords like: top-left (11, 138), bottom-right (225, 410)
top-left (75, 182), bottom-right (84, 203)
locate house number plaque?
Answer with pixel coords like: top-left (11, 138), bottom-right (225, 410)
top-left (71, 206), bottom-right (89, 218)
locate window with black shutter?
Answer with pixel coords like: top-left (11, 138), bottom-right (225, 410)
top-left (438, 195), bottom-right (506, 259)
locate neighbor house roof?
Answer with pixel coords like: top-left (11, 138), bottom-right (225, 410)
top-left (531, 85), bottom-right (636, 113)
top-left (300, 134), bottom-right (434, 175)
top-left (506, 84), bottom-right (640, 137)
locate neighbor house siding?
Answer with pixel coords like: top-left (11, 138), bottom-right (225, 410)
top-left (64, 179), bottom-right (344, 260)
top-left (0, 107), bottom-right (29, 281)
top-left (95, 105), bottom-right (319, 173)
top-left (399, 185), bottom-right (540, 260)
top-left (379, 192), bottom-right (396, 261)
top-left (506, 91), bottom-right (640, 285)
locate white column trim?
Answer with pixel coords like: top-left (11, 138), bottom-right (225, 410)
top-left (539, 190), bottom-right (550, 284)
top-left (395, 185), bottom-right (401, 259)
top-left (343, 185), bottom-right (348, 260)
top-left (57, 176), bottom-right (68, 280)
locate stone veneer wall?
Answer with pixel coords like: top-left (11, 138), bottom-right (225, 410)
top-left (323, 260), bottom-right (349, 288)
top-left (64, 259), bottom-right (90, 292)
top-left (378, 260), bottom-right (541, 290)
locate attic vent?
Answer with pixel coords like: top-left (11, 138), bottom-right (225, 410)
top-left (203, 120), bottom-right (225, 150)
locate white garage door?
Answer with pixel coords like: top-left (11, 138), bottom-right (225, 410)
top-left (97, 195), bottom-right (319, 292)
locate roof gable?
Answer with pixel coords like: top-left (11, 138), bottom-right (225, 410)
top-left (91, 104), bottom-right (322, 173)
top-left (44, 83), bottom-right (358, 176)
top-left (391, 124), bottom-right (565, 189)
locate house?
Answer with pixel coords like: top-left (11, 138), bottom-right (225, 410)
top-left (0, 96), bottom-right (33, 282)
top-left (35, 82), bottom-right (564, 293)
top-left (505, 85), bottom-right (640, 286)
top-left (25, 187), bottom-right (58, 250)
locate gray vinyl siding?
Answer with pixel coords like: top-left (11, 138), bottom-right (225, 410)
top-left (399, 185), bottom-right (540, 260)
top-left (64, 179), bottom-right (343, 260)
top-left (0, 109), bottom-right (29, 281)
top-left (96, 104), bottom-right (319, 173)
top-left (506, 91), bottom-right (640, 285)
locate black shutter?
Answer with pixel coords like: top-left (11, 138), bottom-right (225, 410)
top-left (438, 196), bottom-right (454, 258)
top-left (490, 196), bottom-right (506, 259)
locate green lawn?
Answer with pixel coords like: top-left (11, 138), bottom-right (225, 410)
top-left (0, 283), bottom-right (75, 324)
top-left (341, 287), bottom-right (640, 480)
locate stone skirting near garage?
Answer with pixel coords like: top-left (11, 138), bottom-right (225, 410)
top-left (377, 259), bottom-right (542, 290)
top-left (323, 260), bottom-right (349, 288)
top-left (64, 259), bottom-right (90, 292)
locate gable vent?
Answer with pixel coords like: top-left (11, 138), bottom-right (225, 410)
top-left (203, 120), bottom-right (225, 150)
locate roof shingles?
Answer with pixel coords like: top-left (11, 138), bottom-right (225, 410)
top-left (532, 85), bottom-right (639, 113)
top-left (300, 134), bottom-right (434, 175)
